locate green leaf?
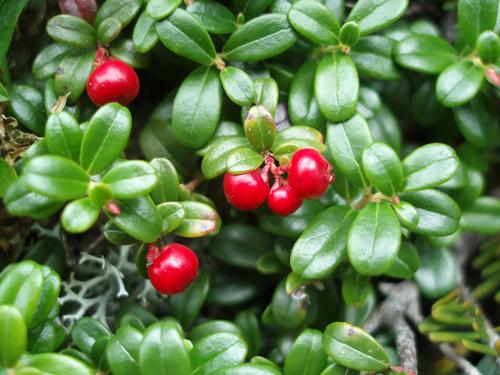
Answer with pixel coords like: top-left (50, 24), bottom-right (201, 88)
top-left (18, 353), bottom-right (94, 375)
top-left (367, 104), bottom-right (401, 153)
top-left (103, 160), bottom-right (158, 199)
top-left (340, 21), bottom-right (360, 47)
top-left (399, 190), bottom-right (461, 236)
top-left (187, 0), bottom-right (236, 34)
top-left (393, 201), bottom-right (419, 229)
top-left (150, 157), bottom-right (180, 204)
top-left (222, 14), bottom-right (297, 61)
top-left (461, 196), bottom-right (500, 235)
top-left (23, 155), bottom-right (89, 200)
top-left (0, 82), bottom-right (8, 102)
top-left (156, 8), bottom-right (216, 65)
top-left (288, 1), bottom-right (340, 45)
top-left (108, 197), bottom-right (163, 242)
top-left (80, 102), bottom-right (132, 175)
top-left (476, 30), bottom-right (500, 63)
top-left (288, 60), bottom-right (326, 129)
top-left (172, 65), bottom-right (222, 149)
top-left (201, 136), bottom-right (249, 178)
top-left (32, 43), bottom-right (73, 80)
top-left (133, 11), bottom-right (159, 53)
top-left (170, 271), bottom-right (210, 328)
top-left (244, 105), bottom-right (276, 151)
top-left (347, 0), bottom-right (408, 35)
top-left (147, 0), bottom-right (182, 20)
top-left (323, 322), bottom-right (389, 371)
top-left (362, 142), bottom-right (403, 196)
top-left (235, 311), bottom-right (262, 357)
top-left (271, 280), bottom-right (307, 328)
top-left (453, 94), bottom-right (500, 149)
top-left (190, 320), bottom-right (243, 343)
top-left (54, 50), bottom-right (94, 103)
top-left (414, 237), bottom-right (457, 299)
top-left (272, 125), bottom-right (325, 160)
top-left (0, 158), bottom-right (17, 198)
top-left (106, 336), bottom-right (140, 375)
top-left (44, 79), bottom-right (79, 119)
top-left (0, 304), bottom-right (27, 367)
top-left (291, 206), bottom-right (357, 279)
top-left (394, 34), bottom-right (457, 74)
top-left (315, 52), bottom-right (358, 123)
top-left (45, 111), bottom-right (82, 162)
top-left (97, 17), bottom-right (122, 44)
top-left (88, 182), bottom-right (113, 207)
top-left (158, 202), bottom-right (185, 234)
top-left (326, 114), bottom-right (372, 188)
top-left (348, 203), bottom-right (401, 276)
top-left (247, 77), bottom-right (280, 119)
top-left (351, 35), bottom-right (400, 80)
top-left (402, 143), bottom-right (459, 191)
top-left (46, 15), bottom-right (96, 48)
top-left (458, 0), bottom-right (498, 47)
top-left (110, 39), bottom-right (151, 69)
top-left (385, 240), bottom-right (420, 279)
top-left (342, 268), bottom-right (371, 305)
top-left (234, 0), bottom-right (275, 19)
top-left (174, 201), bottom-right (221, 237)
top-left (190, 333), bottom-right (247, 375)
top-left (10, 84), bottom-right (45, 135)
top-left (227, 147), bottom-right (264, 175)
top-left (71, 317), bottom-right (111, 355)
top-left (220, 67), bottom-right (256, 106)
top-left (95, 0), bottom-right (141, 28)
top-left (28, 320), bottom-right (66, 354)
top-left (284, 329), bottom-right (327, 375)
top-left (212, 363), bottom-right (280, 375)
top-left (0, 0), bottom-right (29, 65)
top-left (436, 61), bottom-right (484, 107)
top-left (61, 198), bottom-right (100, 233)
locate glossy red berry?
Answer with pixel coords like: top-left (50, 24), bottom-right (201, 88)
top-left (268, 185), bottom-right (303, 216)
top-left (223, 170), bottom-right (269, 210)
top-left (147, 243), bottom-right (199, 295)
top-left (288, 148), bottom-right (334, 199)
top-left (87, 59), bottom-right (139, 106)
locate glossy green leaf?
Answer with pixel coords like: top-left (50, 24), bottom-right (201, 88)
top-left (272, 125), bottom-right (325, 159)
top-left (190, 320), bottom-right (243, 343)
top-left (0, 158), bottom-right (17, 198)
top-left (147, 0), bottom-right (181, 20)
top-left (234, 0), bottom-right (274, 19)
top-left (271, 280), bottom-right (307, 328)
top-left (315, 52), bottom-right (359, 123)
top-left (28, 320), bottom-right (66, 354)
top-left (32, 43), bottom-right (73, 80)
top-left (348, 0), bottom-right (408, 35)
top-left (108, 196), bottom-right (163, 242)
top-left (61, 198), bottom-right (100, 233)
top-left (54, 51), bottom-right (94, 103)
top-left (461, 196), bottom-right (500, 235)
top-left (46, 15), bottom-right (96, 48)
top-left (0, 304), bottom-right (27, 367)
top-left (326, 114), bottom-right (372, 188)
top-left (18, 353), bottom-right (94, 375)
top-left (227, 147), bottom-right (264, 174)
top-left (362, 142), bottom-right (403, 196)
top-left (71, 317), bottom-right (111, 355)
top-left (172, 65), bottom-right (222, 149)
top-left (235, 311), bottom-right (262, 357)
top-left (80, 103), bottom-right (132, 174)
top-left (0, 0), bottom-right (29, 65)
top-left (367, 104), bottom-right (401, 153)
top-left (220, 67), bottom-right (255, 106)
top-left (150, 157), bottom-right (180, 203)
top-left (95, 0), bottom-right (141, 27)
top-left (385, 240), bottom-right (420, 279)
top-left (133, 11), bottom-right (159, 53)
top-left (251, 78), bottom-right (279, 119)
top-left (174, 201), bottom-right (221, 237)
top-left (436, 61), bottom-right (484, 107)
top-left (223, 14), bottom-right (297, 61)
top-left (340, 21), bottom-right (360, 47)
top-left (104, 222), bottom-right (138, 245)
top-left (323, 322), bottom-right (389, 371)
top-left (348, 203), bottom-right (401, 276)
top-left (284, 329), bottom-right (327, 375)
top-left (288, 60), bottom-right (326, 128)
top-left (102, 160), bottom-right (158, 198)
top-left (291, 206), bottom-right (357, 279)
top-left (23, 155), bottom-right (89, 200)
top-left (402, 143), bottom-right (458, 191)
top-left (109, 39), bottom-right (151, 69)
top-left (476, 30), bottom-right (500, 63)
top-left (10, 84), bottom-right (45, 135)
top-left (158, 202), bottom-right (185, 234)
top-left (342, 268), bottom-right (371, 305)
top-left (244, 105), bottom-right (276, 151)
top-left (156, 8), bottom-right (216, 65)
top-left (212, 363), bottom-right (281, 375)
top-left (45, 111), bottom-right (82, 162)
top-left (288, 1), bottom-right (340, 45)
top-left (393, 201), bottom-right (419, 229)
top-left (399, 189), bottom-right (461, 236)
top-left (106, 336), bottom-right (140, 375)
top-left (201, 136), bottom-right (249, 178)
top-left (44, 79), bottom-right (80, 119)
top-left (97, 17), bottom-right (122, 44)
top-left (0, 82), bottom-right (8, 102)
top-left (394, 34), bottom-right (457, 74)
top-left (351, 35), bottom-right (400, 80)
top-left (458, 0), bottom-right (498, 47)
top-left (187, 0), bottom-right (236, 34)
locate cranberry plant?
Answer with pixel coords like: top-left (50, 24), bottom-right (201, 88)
top-left (0, 0), bottom-right (499, 374)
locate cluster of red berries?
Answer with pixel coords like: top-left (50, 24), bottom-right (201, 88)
top-left (146, 243), bottom-right (199, 295)
top-left (86, 47), bottom-right (140, 106)
top-left (224, 148), bottom-right (334, 216)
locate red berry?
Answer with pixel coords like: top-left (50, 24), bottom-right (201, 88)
top-left (223, 170), bottom-right (269, 210)
top-left (147, 243), bottom-right (199, 295)
top-left (288, 148), bottom-right (334, 199)
top-left (267, 185), bottom-right (303, 216)
top-left (87, 59), bottom-right (139, 106)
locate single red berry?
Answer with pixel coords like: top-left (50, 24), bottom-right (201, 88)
top-left (87, 59), bottom-right (139, 106)
top-left (267, 185), bottom-right (303, 216)
top-left (223, 170), bottom-right (269, 210)
top-left (288, 148), bottom-right (334, 199)
top-left (147, 243), bottom-right (199, 295)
